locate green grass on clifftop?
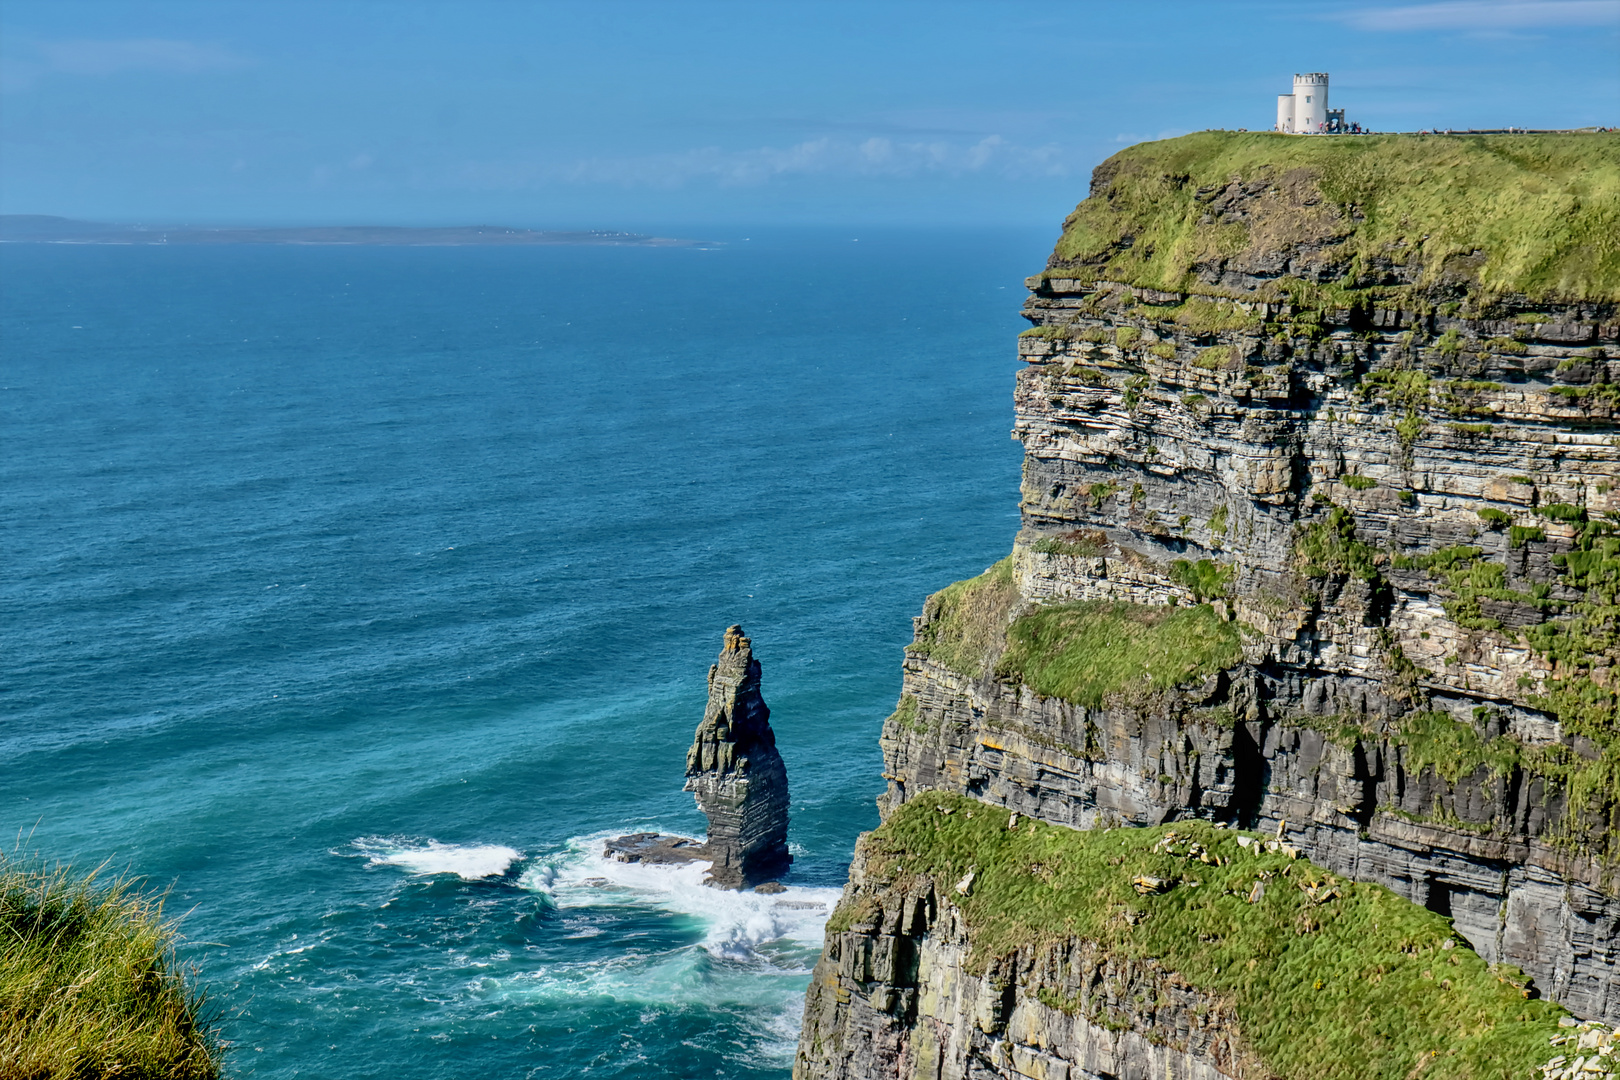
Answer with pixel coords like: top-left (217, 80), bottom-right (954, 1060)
top-left (861, 793), bottom-right (1564, 1080)
top-left (1, 857), bottom-right (223, 1079)
top-left (1052, 131), bottom-right (1620, 303)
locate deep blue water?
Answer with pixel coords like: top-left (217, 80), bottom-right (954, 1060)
top-left (0, 230), bottom-right (1042, 1077)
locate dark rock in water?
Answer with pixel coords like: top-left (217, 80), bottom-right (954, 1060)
top-left (685, 625), bottom-right (792, 889)
top-left (602, 625), bottom-right (792, 889)
top-left (602, 832), bottom-right (709, 867)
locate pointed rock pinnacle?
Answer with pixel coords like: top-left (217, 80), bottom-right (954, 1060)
top-left (683, 625), bottom-right (791, 889)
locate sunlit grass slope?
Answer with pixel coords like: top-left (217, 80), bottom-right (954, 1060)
top-left (854, 792), bottom-right (1566, 1080)
top-left (1000, 599), bottom-right (1241, 708)
top-left (1051, 131), bottom-right (1620, 303)
top-left (907, 561), bottom-right (1242, 710)
top-left (0, 858), bottom-right (223, 1079)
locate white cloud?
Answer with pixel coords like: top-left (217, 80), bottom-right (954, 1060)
top-left (466, 134), bottom-right (1074, 191)
top-left (1336, 0), bottom-right (1620, 31)
top-left (35, 38), bottom-right (249, 76)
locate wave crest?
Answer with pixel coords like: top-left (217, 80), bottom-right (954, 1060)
top-left (519, 831), bottom-right (839, 962)
top-left (351, 836), bottom-right (522, 880)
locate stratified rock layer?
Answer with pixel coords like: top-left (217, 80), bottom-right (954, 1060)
top-left (871, 264), bottom-right (1620, 1021)
top-left (685, 625), bottom-right (791, 889)
top-left (796, 840), bottom-right (1259, 1080)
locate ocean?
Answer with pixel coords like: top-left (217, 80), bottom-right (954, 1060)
top-left (0, 228), bottom-right (1043, 1077)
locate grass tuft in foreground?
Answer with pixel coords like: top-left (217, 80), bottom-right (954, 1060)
top-left (0, 856), bottom-right (223, 1080)
top-left (862, 792), bottom-right (1565, 1080)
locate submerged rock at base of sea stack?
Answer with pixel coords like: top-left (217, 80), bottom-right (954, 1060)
top-left (684, 625), bottom-right (791, 890)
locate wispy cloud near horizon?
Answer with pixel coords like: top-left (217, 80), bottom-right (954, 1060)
top-left (455, 135), bottom-right (1076, 192)
top-left (1112, 129), bottom-right (1195, 145)
top-left (2, 3), bottom-right (1611, 225)
top-left (32, 37), bottom-right (250, 77)
top-left (1335, 0), bottom-right (1620, 31)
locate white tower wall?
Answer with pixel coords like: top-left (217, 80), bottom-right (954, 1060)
top-left (1277, 94), bottom-right (1296, 133)
top-left (1293, 72), bottom-right (1329, 133)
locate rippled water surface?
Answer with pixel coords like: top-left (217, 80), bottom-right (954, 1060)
top-left (0, 229), bottom-right (1041, 1076)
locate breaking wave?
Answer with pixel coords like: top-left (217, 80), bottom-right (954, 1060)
top-left (519, 830), bottom-right (840, 962)
top-left (338, 828), bottom-right (837, 1066)
top-left (351, 836), bottom-right (523, 880)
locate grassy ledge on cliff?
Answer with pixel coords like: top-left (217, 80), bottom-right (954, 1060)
top-left (999, 599), bottom-right (1240, 709)
top-left (846, 792), bottom-right (1569, 1080)
top-left (907, 561), bottom-right (1241, 712)
top-left (1, 857), bottom-right (223, 1079)
top-left (908, 557), bottom-right (1020, 680)
top-left (1049, 131), bottom-right (1620, 305)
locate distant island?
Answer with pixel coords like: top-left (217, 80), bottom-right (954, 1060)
top-left (0, 215), bottom-right (701, 247)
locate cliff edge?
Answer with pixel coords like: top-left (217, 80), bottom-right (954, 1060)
top-left (796, 131), bottom-right (1620, 1079)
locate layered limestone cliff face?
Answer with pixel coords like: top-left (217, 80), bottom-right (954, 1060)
top-left (797, 792), bottom-right (1576, 1080)
top-left (797, 131), bottom-right (1620, 1078)
top-left (796, 862), bottom-right (1256, 1080)
top-left (685, 625), bottom-right (791, 889)
top-left (796, 820), bottom-right (1262, 1080)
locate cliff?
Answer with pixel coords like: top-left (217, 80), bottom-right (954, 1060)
top-left (796, 131), bottom-right (1620, 1079)
top-left (797, 793), bottom-right (1575, 1080)
top-left (606, 625), bottom-right (792, 890)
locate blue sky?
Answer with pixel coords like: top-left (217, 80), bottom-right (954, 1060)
top-left (1, 0), bottom-right (1616, 229)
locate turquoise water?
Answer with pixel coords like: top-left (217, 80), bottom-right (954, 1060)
top-left (0, 230), bottom-right (1039, 1076)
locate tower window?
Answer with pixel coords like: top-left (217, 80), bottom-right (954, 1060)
top-left (1305, 95), bottom-right (1312, 103)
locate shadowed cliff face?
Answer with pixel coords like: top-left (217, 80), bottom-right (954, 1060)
top-left (685, 625), bottom-right (792, 889)
top-left (797, 132), bottom-right (1620, 1079)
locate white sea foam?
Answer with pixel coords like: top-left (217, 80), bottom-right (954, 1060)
top-left (342, 826), bottom-right (836, 1054)
top-left (352, 836), bottom-right (522, 880)
top-left (249, 929), bottom-right (336, 972)
top-left (518, 830), bottom-right (841, 963)
top-left (757, 988), bottom-right (812, 1062)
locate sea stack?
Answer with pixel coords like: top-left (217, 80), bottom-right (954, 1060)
top-left (684, 625), bottom-right (791, 890)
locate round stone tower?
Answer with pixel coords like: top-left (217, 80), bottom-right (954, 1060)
top-left (1276, 94), bottom-right (1296, 133)
top-left (1293, 72), bottom-right (1329, 133)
